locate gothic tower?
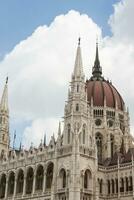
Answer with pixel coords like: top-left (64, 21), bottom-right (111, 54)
top-left (62, 38), bottom-right (97, 200)
top-left (0, 77), bottom-right (9, 158)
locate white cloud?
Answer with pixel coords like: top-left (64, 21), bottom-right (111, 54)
top-left (0, 10), bottom-right (101, 121)
top-left (1, 1), bottom-right (134, 147)
top-left (0, 10), bottom-right (102, 147)
top-left (22, 118), bottom-right (59, 148)
top-left (109, 0), bottom-right (134, 43)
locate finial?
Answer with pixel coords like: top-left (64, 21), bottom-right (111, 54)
top-left (58, 121), bottom-right (61, 136)
top-left (78, 37), bottom-right (81, 46)
top-left (44, 133), bottom-right (46, 146)
top-left (6, 76), bottom-right (8, 84)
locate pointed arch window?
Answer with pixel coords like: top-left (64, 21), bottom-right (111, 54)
top-left (111, 179), bottom-right (115, 193)
top-left (59, 169), bottom-right (66, 188)
top-left (95, 132), bottom-right (103, 162)
top-left (111, 135), bottom-right (114, 158)
top-left (126, 177), bottom-right (129, 192)
top-left (120, 178), bottom-right (124, 192)
top-left (26, 167), bottom-right (34, 194)
top-left (46, 163), bottom-right (54, 189)
top-left (35, 165), bottom-right (44, 191)
top-left (77, 84), bottom-right (79, 92)
top-left (99, 179), bottom-right (103, 194)
top-left (16, 169), bottom-right (24, 194)
top-left (115, 178), bottom-right (118, 193)
top-left (84, 169), bottom-right (92, 189)
top-left (108, 180), bottom-right (110, 194)
top-left (0, 174), bottom-right (6, 198)
top-left (76, 104), bottom-right (79, 111)
top-left (129, 176), bottom-right (133, 191)
top-left (82, 125), bottom-right (86, 144)
top-left (8, 172), bottom-right (15, 196)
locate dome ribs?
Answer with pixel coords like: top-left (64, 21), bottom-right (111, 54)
top-left (102, 81), bottom-right (115, 108)
top-left (111, 84), bottom-right (124, 111)
top-left (86, 79), bottom-right (124, 111)
top-left (93, 81), bottom-right (104, 107)
top-left (100, 80), bottom-right (105, 106)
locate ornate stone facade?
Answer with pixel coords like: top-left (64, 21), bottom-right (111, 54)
top-left (0, 39), bottom-right (134, 200)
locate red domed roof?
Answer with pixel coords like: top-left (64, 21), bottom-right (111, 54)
top-left (86, 79), bottom-right (124, 111)
top-left (86, 42), bottom-right (124, 111)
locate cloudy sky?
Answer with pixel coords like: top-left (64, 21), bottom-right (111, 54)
top-left (0, 0), bottom-right (134, 148)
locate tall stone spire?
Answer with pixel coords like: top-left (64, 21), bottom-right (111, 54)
top-left (0, 77), bottom-right (9, 157)
top-left (92, 41), bottom-right (102, 78)
top-left (0, 77), bottom-right (9, 113)
top-left (73, 37), bottom-right (84, 78)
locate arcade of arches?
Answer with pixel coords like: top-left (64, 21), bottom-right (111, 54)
top-left (0, 163), bottom-right (93, 199)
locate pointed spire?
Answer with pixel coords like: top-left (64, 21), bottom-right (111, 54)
top-left (58, 122), bottom-right (61, 136)
top-left (43, 133), bottom-right (46, 146)
top-left (0, 77), bottom-right (9, 113)
top-left (92, 40), bottom-right (102, 78)
top-left (73, 37), bottom-right (84, 78)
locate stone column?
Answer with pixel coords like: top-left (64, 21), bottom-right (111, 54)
top-left (13, 175), bottom-right (17, 198)
top-left (117, 157), bottom-right (120, 199)
top-left (107, 134), bottom-right (111, 158)
top-left (22, 172), bottom-right (26, 197)
top-left (4, 174), bottom-right (8, 199)
top-left (43, 170), bottom-right (46, 194)
top-left (32, 169), bottom-right (36, 195)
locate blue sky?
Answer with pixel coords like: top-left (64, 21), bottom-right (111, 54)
top-left (1, 0), bottom-right (134, 148)
top-left (0, 0), bottom-right (117, 59)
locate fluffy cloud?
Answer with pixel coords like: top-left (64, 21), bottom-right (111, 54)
top-left (109, 0), bottom-right (134, 43)
top-left (0, 10), bottom-right (102, 147)
top-left (1, 0), bottom-right (134, 148)
top-left (22, 118), bottom-right (59, 148)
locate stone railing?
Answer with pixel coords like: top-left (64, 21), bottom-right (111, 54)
top-left (57, 145), bottom-right (72, 157)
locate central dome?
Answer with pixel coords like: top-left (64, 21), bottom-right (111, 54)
top-left (86, 43), bottom-right (124, 111)
top-left (86, 79), bottom-right (124, 111)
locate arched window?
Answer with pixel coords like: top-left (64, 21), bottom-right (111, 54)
top-left (77, 84), bottom-right (79, 92)
top-left (99, 179), bottom-right (103, 194)
top-left (0, 174), bottom-right (6, 198)
top-left (59, 169), bottom-right (66, 188)
top-left (120, 178), bottom-right (124, 192)
top-left (46, 163), bottom-right (54, 189)
top-left (108, 180), bottom-right (110, 194)
top-left (95, 133), bottom-right (103, 162)
top-left (129, 176), bottom-right (133, 191)
top-left (111, 135), bottom-right (114, 158)
top-left (67, 124), bottom-right (71, 144)
top-left (16, 169), bottom-right (24, 194)
top-left (76, 104), bottom-right (79, 111)
top-left (111, 179), bottom-right (115, 193)
top-left (36, 165), bottom-right (44, 191)
top-left (26, 167), bottom-right (33, 194)
top-left (84, 170), bottom-right (92, 189)
top-left (82, 125), bottom-right (86, 144)
top-left (8, 172), bottom-right (15, 196)
top-left (126, 177), bottom-right (128, 192)
top-left (115, 178), bottom-right (118, 193)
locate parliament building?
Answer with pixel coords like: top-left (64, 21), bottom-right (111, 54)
top-left (0, 39), bottom-right (134, 200)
